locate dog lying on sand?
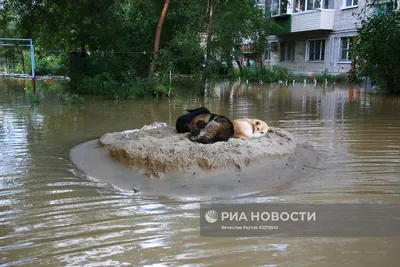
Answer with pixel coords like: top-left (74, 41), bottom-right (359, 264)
top-left (175, 107), bottom-right (269, 143)
top-left (188, 113), bottom-right (235, 144)
top-left (175, 107), bottom-right (210, 133)
top-left (232, 119), bottom-right (269, 139)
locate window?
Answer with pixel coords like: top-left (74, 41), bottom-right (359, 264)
top-left (280, 42), bottom-right (295, 61)
top-left (307, 0), bottom-right (321, 10)
top-left (345, 0), bottom-right (358, 7)
top-left (264, 48), bottom-right (271, 61)
top-left (323, 0), bottom-right (334, 9)
top-left (266, 0), bottom-right (288, 16)
top-left (294, 0), bottom-right (326, 12)
top-left (253, 0), bottom-right (266, 12)
top-left (270, 42), bottom-right (278, 51)
top-left (376, 1), bottom-right (394, 15)
top-left (307, 39), bottom-right (325, 61)
top-left (340, 37), bottom-right (355, 61)
top-left (264, 42), bottom-right (277, 60)
top-left (254, 0), bottom-right (266, 7)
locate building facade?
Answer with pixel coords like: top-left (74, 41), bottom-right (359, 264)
top-left (259, 0), bottom-right (398, 75)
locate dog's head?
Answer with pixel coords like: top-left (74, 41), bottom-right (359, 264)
top-left (188, 113), bottom-right (212, 136)
top-left (252, 119), bottom-right (269, 138)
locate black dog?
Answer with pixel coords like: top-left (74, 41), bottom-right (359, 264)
top-left (175, 107), bottom-right (211, 133)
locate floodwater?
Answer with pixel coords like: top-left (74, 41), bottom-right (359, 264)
top-left (1, 78), bottom-right (399, 266)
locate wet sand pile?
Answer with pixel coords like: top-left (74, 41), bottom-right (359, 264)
top-left (98, 122), bottom-right (296, 178)
top-left (70, 122), bottom-right (321, 197)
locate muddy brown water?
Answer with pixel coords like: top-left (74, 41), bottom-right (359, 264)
top-left (1, 78), bottom-right (400, 266)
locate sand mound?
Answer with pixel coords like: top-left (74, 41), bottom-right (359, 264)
top-left (98, 122), bottom-right (296, 178)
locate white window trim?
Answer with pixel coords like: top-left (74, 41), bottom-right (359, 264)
top-left (293, 0), bottom-right (334, 13)
top-left (339, 36), bottom-right (355, 63)
top-left (291, 9), bottom-right (321, 16)
top-left (341, 5), bottom-right (358, 10)
top-left (305, 38), bottom-right (326, 62)
top-left (264, 47), bottom-right (271, 61)
top-left (341, 0), bottom-right (358, 10)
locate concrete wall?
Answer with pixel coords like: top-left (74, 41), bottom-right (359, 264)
top-left (266, 0), bottom-right (400, 75)
top-left (266, 31), bottom-right (331, 73)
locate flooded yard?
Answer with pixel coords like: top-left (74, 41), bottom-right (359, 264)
top-left (1, 78), bottom-right (399, 266)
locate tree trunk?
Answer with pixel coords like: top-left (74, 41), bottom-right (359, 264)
top-left (234, 45), bottom-right (243, 74)
top-left (148, 0), bottom-right (171, 81)
top-left (80, 41), bottom-right (86, 53)
top-left (235, 59), bottom-right (243, 74)
top-left (201, 0), bottom-right (214, 95)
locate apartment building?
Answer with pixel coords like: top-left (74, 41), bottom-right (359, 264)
top-left (257, 0), bottom-right (398, 75)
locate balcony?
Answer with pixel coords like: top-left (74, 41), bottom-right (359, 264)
top-left (266, 0), bottom-right (335, 34)
top-left (291, 9), bottom-right (335, 33)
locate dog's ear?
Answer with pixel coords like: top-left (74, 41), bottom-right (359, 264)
top-left (187, 109), bottom-right (194, 113)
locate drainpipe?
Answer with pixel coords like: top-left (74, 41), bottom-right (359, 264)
top-left (333, 37), bottom-right (338, 74)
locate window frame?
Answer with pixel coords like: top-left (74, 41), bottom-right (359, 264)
top-left (294, 0), bottom-right (334, 12)
top-left (306, 39), bottom-right (326, 62)
top-left (264, 47), bottom-right (271, 61)
top-left (343, 0), bottom-right (358, 9)
top-left (280, 41), bottom-right (295, 61)
top-left (339, 36), bottom-right (355, 62)
top-left (266, 0), bottom-right (288, 17)
top-left (375, 1), bottom-right (394, 15)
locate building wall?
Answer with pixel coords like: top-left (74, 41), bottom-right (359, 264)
top-left (265, 0), bottom-right (399, 75)
top-left (329, 0), bottom-right (366, 73)
top-left (266, 32), bottom-right (331, 73)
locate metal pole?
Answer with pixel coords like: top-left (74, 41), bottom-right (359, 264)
top-left (33, 105), bottom-right (37, 129)
top-left (30, 39), bottom-right (36, 95)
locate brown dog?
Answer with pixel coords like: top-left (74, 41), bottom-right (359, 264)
top-left (188, 113), bottom-right (234, 144)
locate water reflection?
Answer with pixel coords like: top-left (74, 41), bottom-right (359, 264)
top-left (0, 79), bottom-right (399, 266)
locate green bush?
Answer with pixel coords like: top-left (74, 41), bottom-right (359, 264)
top-left (272, 65), bottom-right (292, 81)
top-left (238, 66), bottom-right (292, 83)
top-left (75, 72), bottom-right (175, 100)
top-left (259, 67), bottom-right (278, 83)
top-left (353, 5), bottom-right (400, 93)
top-left (35, 54), bottom-right (68, 76)
top-left (241, 67), bottom-right (258, 81)
top-left (315, 70), bottom-right (336, 83)
top-left (347, 69), bottom-right (362, 84)
top-left (24, 86), bottom-right (40, 105)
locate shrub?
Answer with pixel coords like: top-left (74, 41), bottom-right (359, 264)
top-left (347, 69), bottom-right (363, 85)
top-left (74, 72), bottom-right (175, 100)
top-left (238, 66), bottom-right (292, 83)
top-left (35, 54), bottom-right (68, 76)
top-left (259, 67), bottom-right (278, 83)
top-left (24, 86), bottom-right (40, 105)
top-left (272, 66), bottom-right (292, 81)
top-left (315, 70), bottom-right (336, 83)
top-left (352, 4), bottom-right (400, 93)
top-left (241, 67), bottom-right (258, 81)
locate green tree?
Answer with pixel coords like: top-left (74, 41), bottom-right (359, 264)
top-left (200, 0), bottom-right (274, 94)
top-left (353, 0), bottom-right (400, 93)
top-left (1, 0), bottom-right (277, 98)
